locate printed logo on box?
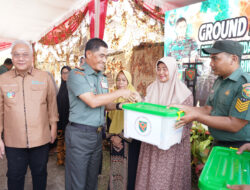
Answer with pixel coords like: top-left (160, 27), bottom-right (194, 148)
top-left (135, 117), bottom-right (151, 136)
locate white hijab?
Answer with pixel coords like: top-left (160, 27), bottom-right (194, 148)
top-left (145, 57), bottom-right (192, 105)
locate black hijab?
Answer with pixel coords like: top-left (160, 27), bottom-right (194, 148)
top-left (57, 66), bottom-right (71, 130)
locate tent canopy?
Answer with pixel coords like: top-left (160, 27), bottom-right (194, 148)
top-left (0, 0), bottom-right (90, 42)
top-left (0, 0), bottom-right (203, 43)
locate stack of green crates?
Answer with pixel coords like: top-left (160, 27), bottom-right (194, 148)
top-left (199, 146), bottom-right (250, 190)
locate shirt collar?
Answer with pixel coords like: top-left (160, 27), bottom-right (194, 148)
top-left (226, 67), bottom-right (243, 82)
top-left (84, 63), bottom-right (102, 76)
top-left (14, 67), bottom-right (34, 78)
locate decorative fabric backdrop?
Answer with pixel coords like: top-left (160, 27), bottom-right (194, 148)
top-left (34, 0), bottom-right (164, 89)
top-left (105, 42), bottom-right (164, 97)
top-left (39, 7), bottom-right (88, 45)
top-left (34, 17), bottom-right (90, 86)
top-left (129, 42), bottom-right (164, 96)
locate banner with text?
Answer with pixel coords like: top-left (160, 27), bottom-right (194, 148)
top-left (164, 0), bottom-right (250, 73)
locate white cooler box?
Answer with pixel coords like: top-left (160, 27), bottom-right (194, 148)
top-left (122, 102), bottom-right (184, 150)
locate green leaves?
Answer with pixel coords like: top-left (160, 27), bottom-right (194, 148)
top-left (191, 121), bottom-right (213, 177)
top-left (190, 121), bottom-right (213, 165)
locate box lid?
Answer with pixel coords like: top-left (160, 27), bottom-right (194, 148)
top-left (122, 102), bottom-right (184, 117)
top-left (198, 146), bottom-right (250, 190)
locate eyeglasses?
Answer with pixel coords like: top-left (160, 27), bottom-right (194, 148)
top-left (12, 53), bottom-right (30, 59)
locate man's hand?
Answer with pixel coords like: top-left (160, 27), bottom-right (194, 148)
top-left (226, 144), bottom-right (250, 190)
top-left (170, 104), bottom-right (198, 128)
top-left (0, 139), bottom-right (5, 159)
top-left (117, 89), bottom-right (132, 100)
top-left (50, 123), bottom-right (57, 144)
top-left (227, 184), bottom-right (250, 190)
top-left (236, 143), bottom-right (250, 154)
top-left (119, 90), bottom-right (141, 103)
top-left (128, 92), bottom-right (142, 103)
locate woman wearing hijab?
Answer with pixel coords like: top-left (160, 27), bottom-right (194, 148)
top-left (57, 66), bottom-right (71, 165)
top-left (135, 57), bottom-right (193, 190)
top-left (108, 70), bottom-right (141, 190)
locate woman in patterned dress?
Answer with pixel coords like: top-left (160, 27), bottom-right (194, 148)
top-left (135, 57), bottom-right (193, 190)
top-left (108, 70), bottom-right (141, 190)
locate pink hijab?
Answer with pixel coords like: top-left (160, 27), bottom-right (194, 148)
top-left (145, 57), bottom-right (192, 105)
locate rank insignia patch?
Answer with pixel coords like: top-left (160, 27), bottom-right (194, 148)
top-left (74, 71), bottom-right (85, 76)
top-left (242, 83), bottom-right (250, 99)
top-left (235, 98), bottom-right (250, 112)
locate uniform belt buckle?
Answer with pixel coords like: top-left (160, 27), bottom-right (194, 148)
top-left (96, 127), bottom-right (102, 133)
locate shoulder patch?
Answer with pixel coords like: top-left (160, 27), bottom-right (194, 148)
top-left (74, 71), bottom-right (85, 76)
top-left (242, 83), bottom-right (250, 99)
top-left (242, 83), bottom-right (250, 87)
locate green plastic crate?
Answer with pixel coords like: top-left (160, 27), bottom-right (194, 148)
top-left (198, 146), bottom-right (250, 190)
top-left (122, 102), bottom-right (185, 150)
top-left (122, 102), bottom-right (184, 117)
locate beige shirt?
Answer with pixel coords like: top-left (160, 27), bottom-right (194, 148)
top-left (0, 68), bottom-right (59, 148)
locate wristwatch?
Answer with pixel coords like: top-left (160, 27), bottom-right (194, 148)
top-left (116, 103), bottom-right (122, 110)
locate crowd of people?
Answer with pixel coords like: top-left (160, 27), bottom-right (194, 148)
top-left (0, 38), bottom-right (249, 190)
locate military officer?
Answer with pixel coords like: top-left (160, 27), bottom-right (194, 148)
top-left (65, 38), bottom-right (135, 190)
top-left (173, 40), bottom-right (250, 148)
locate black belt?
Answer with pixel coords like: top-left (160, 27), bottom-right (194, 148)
top-left (69, 122), bottom-right (102, 133)
top-left (213, 140), bottom-right (250, 148)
